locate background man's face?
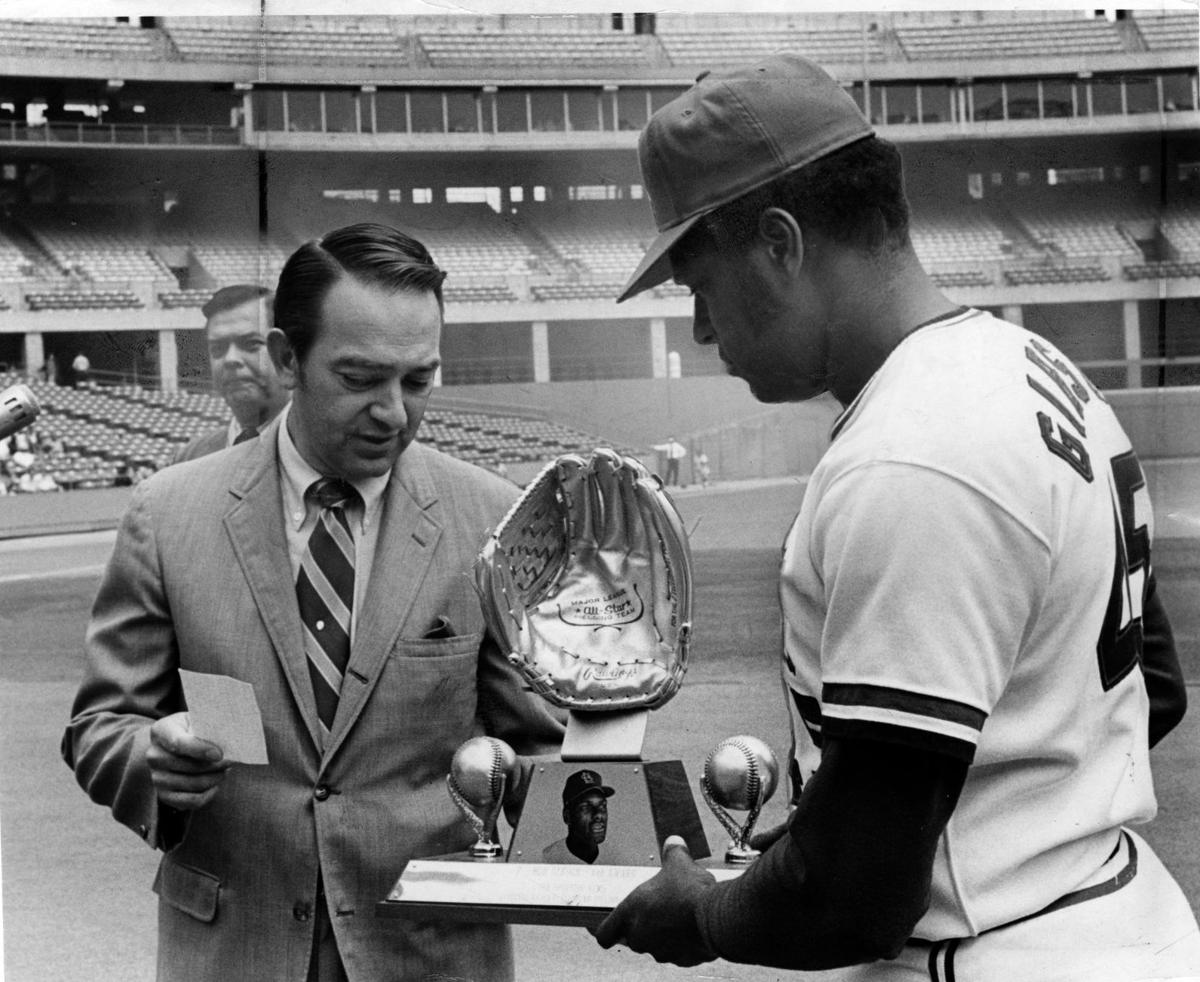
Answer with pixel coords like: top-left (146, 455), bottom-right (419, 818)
top-left (278, 276), bottom-right (441, 483)
top-left (207, 298), bottom-right (287, 425)
top-left (566, 791), bottom-right (609, 846)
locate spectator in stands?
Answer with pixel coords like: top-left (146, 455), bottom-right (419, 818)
top-left (694, 448), bottom-right (711, 487)
top-left (16, 463), bottom-right (60, 493)
top-left (63, 222), bottom-right (564, 982)
top-left (71, 351), bottom-right (90, 388)
top-left (43, 352), bottom-right (58, 385)
top-left (172, 285), bottom-right (290, 464)
top-left (653, 435), bottom-right (687, 486)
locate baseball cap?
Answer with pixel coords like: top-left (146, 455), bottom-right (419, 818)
top-left (562, 769), bottom-right (615, 808)
top-left (617, 52), bottom-right (874, 303)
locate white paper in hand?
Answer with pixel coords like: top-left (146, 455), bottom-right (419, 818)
top-left (179, 669), bottom-right (270, 765)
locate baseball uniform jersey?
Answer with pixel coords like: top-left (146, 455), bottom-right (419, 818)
top-left (780, 308), bottom-right (1199, 968)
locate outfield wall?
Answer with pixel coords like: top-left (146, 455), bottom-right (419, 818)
top-left (450, 379), bottom-right (1200, 482)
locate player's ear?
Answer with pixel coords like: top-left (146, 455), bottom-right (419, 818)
top-left (757, 207), bottom-right (803, 272)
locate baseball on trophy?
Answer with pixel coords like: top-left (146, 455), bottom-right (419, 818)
top-left (450, 735), bottom-right (517, 809)
top-left (702, 735), bottom-right (779, 811)
top-left (700, 735), bottom-right (780, 864)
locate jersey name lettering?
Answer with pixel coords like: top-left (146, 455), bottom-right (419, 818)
top-left (1027, 341), bottom-right (1093, 482)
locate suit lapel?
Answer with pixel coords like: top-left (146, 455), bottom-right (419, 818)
top-left (325, 443), bottom-right (443, 757)
top-left (222, 419), bottom-right (325, 754)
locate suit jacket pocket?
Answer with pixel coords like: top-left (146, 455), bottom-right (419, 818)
top-left (153, 855), bottom-right (220, 923)
top-left (391, 630), bottom-right (484, 659)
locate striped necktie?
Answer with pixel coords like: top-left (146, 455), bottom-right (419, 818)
top-left (296, 477), bottom-right (360, 741)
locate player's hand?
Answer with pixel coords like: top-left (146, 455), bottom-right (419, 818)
top-left (748, 818), bottom-right (790, 853)
top-left (592, 836), bottom-right (719, 966)
top-left (147, 712), bottom-right (230, 811)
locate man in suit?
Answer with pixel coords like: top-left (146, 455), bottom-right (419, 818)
top-left (173, 284), bottom-right (290, 464)
top-left (63, 223), bottom-right (565, 982)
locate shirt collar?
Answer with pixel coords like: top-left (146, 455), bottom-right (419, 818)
top-left (276, 404), bottom-right (391, 531)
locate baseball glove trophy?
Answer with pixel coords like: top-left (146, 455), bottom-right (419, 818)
top-left (381, 449), bottom-right (767, 927)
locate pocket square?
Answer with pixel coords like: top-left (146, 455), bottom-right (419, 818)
top-left (424, 616), bottom-right (457, 640)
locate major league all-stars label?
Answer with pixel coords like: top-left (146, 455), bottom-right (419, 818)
top-left (556, 585), bottom-right (644, 629)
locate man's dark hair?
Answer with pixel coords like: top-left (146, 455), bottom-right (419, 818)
top-left (202, 283), bottom-right (273, 322)
top-left (694, 136), bottom-right (912, 257)
top-left (274, 222), bottom-right (446, 364)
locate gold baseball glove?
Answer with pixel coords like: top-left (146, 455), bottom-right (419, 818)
top-left (474, 448), bottom-right (693, 711)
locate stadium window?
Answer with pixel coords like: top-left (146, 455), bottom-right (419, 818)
top-left (918, 83), bottom-right (952, 124)
top-left (323, 189), bottom-right (380, 202)
top-left (1047, 167), bottom-right (1105, 186)
top-left (1041, 79), bottom-right (1076, 119)
top-left (1016, 171), bottom-right (1032, 187)
top-left (412, 189), bottom-right (433, 204)
top-left (1089, 76), bottom-right (1124, 116)
top-left (1139, 165), bottom-right (1153, 184)
top-left (1179, 162), bottom-right (1200, 182)
top-left (616, 89), bottom-right (651, 132)
top-left (1161, 72), bottom-right (1195, 111)
top-left (566, 90), bottom-right (600, 132)
top-left (447, 187), bottom-right (502, 212)
top-left (881, 84), bottom-right (917, 124)
top-left (630, 185), bottom-right (644, 199)
top-left (510, 187), bottom-right (524, 203)
top-left (410, 90), bottom-right (443, 133)
top-left (496, 90), bottom-right (529, 133)
top-left (1005, 80), bottom-right (1039, 120)
top-left (375, 91), bottom-right (408, 133)
top-left (1124, 75), bottom-right (1157, 114)
top-left (991, 172), bottom-right (1003, 187)
top-left (972, 82), bottom-right (1003, 121)
top-left (324, 91), bottom-right (356, 134)
top-left (388, 189), bottom-right (403, 203)
top-left (570, 185), bottom-right (620, 201)
top-left (530, 90), bottom-right (565, 132)
top-left (446, 90), bottom-right (477, 134)
top-left (533, 186), bottom-right (548, 202)
top-left (287, 90), bottom-right (321, 132)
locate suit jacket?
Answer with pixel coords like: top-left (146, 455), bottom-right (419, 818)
top-left (63, 416), bottom-right (564, 982)
top-left (171, 425), bottom-right (228, 465)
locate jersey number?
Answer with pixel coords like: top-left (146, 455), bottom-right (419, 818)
top-left (1096, 451), bottom-right (1149, 691)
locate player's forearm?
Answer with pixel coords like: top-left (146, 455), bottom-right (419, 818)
top-left (695, 823), bottom-right (923, 969)
top-left (696, 738), bottom-right (965, 970)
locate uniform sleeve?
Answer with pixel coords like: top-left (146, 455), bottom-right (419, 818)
top-left (1140, 570), bottom-right (1186, 748)
top-left (61, 480), bottom-right (189, 850)
top-left (808, 461), bottom-right (1051, 761)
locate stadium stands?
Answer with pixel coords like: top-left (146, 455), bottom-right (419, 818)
top-left (0, 18), bottom-right (161, 60)
top-left (0, 370), bottom-right (618, 488)
top-left (894, 14), bottom-right (1125, 60)
top-left (418, 30), bottom-right (647, 68)
top-left (1132, 11), bottom-right (1200, 52)
top-left (655, 24), bottom-right (888, 67)
top-left (25, 289), bottom-right (144, 311)
top-left (167, 17), bottom-right (410, 66)
top-left (1003, 264), bottom-right (1111, 286)
top-left (909, 205), bottom-right (1012, 264)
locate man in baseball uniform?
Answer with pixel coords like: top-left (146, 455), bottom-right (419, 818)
top-left (594, 53), bottom-right (1199, 980)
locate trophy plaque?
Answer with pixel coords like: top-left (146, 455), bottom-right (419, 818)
top-left (377, 449), bottom-right (779, 927)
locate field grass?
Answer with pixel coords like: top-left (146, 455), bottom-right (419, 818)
top-left (1, 481), bottom-right (1197, 982)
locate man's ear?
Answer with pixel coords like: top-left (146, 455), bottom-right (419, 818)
top-left (266, 328), bottom-right (298, 390)
top-left (757, 207), bottom-right (804, 270)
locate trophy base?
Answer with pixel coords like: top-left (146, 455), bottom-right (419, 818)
top-left (378, 757), bottom-right (717, 927)
top-left (377, 855), bottom-right (745, 927)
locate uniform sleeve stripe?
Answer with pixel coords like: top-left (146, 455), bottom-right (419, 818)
top-left (821, 715), bottom-right (978, 763)
top-left (823, 682), bottom-right (987, 732)
top-left (823, 703), bottom-right (983, 748)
